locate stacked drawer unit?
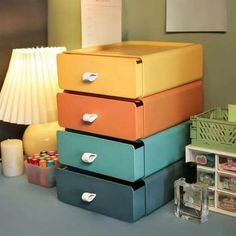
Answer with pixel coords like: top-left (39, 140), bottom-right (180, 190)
top-left (56, 41), bottom-right (203, 222)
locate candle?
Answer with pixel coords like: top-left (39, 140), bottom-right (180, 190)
top-left (1, 139), bottom-right (24, 177)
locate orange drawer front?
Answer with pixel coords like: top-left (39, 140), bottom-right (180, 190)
top-left (57, 81), bottom-right (203, 141)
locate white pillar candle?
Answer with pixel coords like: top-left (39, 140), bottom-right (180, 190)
top-left (1, 139), bottom-right (24, 177)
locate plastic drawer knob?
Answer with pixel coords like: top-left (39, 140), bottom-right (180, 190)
top-left (81, 192), bottom-right (96, 203)
top-left (82, 113), bottom-right (98, 123)
top-left (82, 72), bottom-right (98, 82)
top-left (81, 153), bottom-right (97, 163)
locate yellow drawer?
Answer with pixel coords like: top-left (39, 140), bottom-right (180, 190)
top-left (57, 41), bottom-right (203, 98)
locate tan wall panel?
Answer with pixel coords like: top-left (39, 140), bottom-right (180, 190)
top-left (48, 0), bottom-right (81, 50)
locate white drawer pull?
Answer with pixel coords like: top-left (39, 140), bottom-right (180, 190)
top-left (81, 192), bottom-right (96, 203)
top-left (81, 153), bottom-right (97, 163)
top-left (82, 113), bottom-right (98, 123)
top-left (82, 72), bottom-right (98, 82)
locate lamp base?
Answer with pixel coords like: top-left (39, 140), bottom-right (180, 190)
top-left (23, 121), bottom-right (64, 156)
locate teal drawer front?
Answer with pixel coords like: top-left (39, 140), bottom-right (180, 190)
top-left (56, 159), bottom-right (184, 222)
top-left (142, 121), bottom-right (190, 176)
top-left (58, 121), bottom-right (190, 181)
top-left (57, 131), bottom-right (145, 182)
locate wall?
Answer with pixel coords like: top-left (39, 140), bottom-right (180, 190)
top-left (48, 0), bottom-right (236, 109)
top-left (0, 0), bottom-right (48, 145)
top-left (48, 0), bottom-right (81, 50)
top-left (123, 0), bottom-right (236, 109)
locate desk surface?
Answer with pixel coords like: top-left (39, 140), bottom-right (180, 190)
top-left (0, 173), bottom-right (235, 236)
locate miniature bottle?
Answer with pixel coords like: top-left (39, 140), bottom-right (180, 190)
top-left (174, 162), bottom-right (209, 223)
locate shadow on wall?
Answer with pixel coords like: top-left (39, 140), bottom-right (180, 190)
top-left (0, 0), bottom-right (48, 155)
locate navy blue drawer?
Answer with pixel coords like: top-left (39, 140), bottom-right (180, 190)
top-left (56, 159), bottom-right (184, 222)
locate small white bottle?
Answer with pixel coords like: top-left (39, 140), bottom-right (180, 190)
top-left (174, 162), bottom-right (209, 223)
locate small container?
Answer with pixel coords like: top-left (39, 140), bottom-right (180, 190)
top-left (218, 192), bottom-right (236, 213)
top-left (208, 189), bottom-right (215, 207)
top-left (31, 158), bottom-right (39, 165)
top-left (47, 160), bottom-right (55, 167)
top-left (174, 162), bottom-right (209, 223)
top-left (27, 156), bottom-right (33, 163)
top-left (52, 157), bottom-right (59, 168)
top-left (218, 174), bottom-right (236, 193)
top-left (198, 170), bottom-right (215, 187)
top-left (48, 150), bottom-right (56, 156)
top-left (25, 160), bottom-right (56, 188)
top-left (191, 108), bottom-right (236, 153)
top-left (218, 156), bottom-right (236, 173)
top-left (39, 160), bottom-right (47, 168)
top-left (194, 152), bottom-right (215, 168)
top-left (228, 103), bottom-right (236, 122)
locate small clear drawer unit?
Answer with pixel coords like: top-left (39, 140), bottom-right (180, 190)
top-left (186, 145), bottom-right (236, 217)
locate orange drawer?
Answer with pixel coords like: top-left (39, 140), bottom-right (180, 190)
top-left (57, 41), bottom-right (203, 99)
top-left (57, 81), bottom-right (203, 140)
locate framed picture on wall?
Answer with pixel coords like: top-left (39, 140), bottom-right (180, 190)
top-left (166, 0), bottom-right (227, 32)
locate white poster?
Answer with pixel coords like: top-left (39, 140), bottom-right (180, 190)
top-left (81, 0), bottom-right (122, 48)
top-left (166, 0), bottom-right (227, 32)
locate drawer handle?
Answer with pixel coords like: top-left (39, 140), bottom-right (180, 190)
top-left (81, 153), bottom-right (97, 163)
top-left (81, 192), bottom-right (96, 203)
top-left (82, 72), bottom-right (98, 82)
top-left (82, 113), bottom-right (98, 123)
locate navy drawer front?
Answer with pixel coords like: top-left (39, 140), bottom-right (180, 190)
top-left (56, 160), bottom-right (184, 222)
top-left (56, 168), bottom-right (146, 222)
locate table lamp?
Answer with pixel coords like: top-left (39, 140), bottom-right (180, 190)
top-left (0, 47), bottom-right (66, 156)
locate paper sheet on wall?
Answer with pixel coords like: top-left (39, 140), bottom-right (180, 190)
top-left (81, 0), bottom-right (122, 48)
top-left (166, 0), bottom-right (227, 32)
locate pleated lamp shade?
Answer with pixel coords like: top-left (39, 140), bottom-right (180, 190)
top-left (0, 47), bottom-right (66, 125)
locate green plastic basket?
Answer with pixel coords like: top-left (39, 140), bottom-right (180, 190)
top-left (191, 107), bottom-right (236, 153)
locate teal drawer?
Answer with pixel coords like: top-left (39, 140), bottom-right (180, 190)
top-left (56, 159), bottom-right (184, 222)
top-left (58, 131), bottom-right (145, 182)
top-left (58, 121), bottom-right (190, 181)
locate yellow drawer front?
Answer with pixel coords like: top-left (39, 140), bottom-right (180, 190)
top-left (58, 41), bottom-right (203, 98)
top-left (57, 53), bottom-right (142, 98)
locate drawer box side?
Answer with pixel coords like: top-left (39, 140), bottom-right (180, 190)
top-left (142, 44), bottom-right (203, 96)
top-left (142, 80), bottom-right (203, 137)
top-left (144, 159), bottom-right (184, 214)
top-left (142, 121), bottom-right (190, 177)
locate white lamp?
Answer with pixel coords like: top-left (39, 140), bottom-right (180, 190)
top-left (0, 47), bottom-right (66, 156)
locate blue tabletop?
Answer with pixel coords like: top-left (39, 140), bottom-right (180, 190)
top-left (0, 172), bottom-right (235, 236)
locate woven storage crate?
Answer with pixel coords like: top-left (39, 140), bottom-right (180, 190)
top-left (191, 108), bottom-right (236, 153)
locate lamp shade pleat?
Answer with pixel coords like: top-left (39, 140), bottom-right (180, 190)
top-left (0, 47), bottom-right (66, 125)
